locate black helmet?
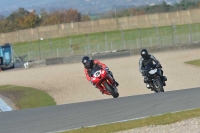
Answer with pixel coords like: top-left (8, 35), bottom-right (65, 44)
top-left (141, 49), bottom-right (149, 59)
top-left (82, 56), bottom-right (91, 68)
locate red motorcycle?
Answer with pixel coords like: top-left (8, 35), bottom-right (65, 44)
top-left (91, 65), bottom-right (119, 98)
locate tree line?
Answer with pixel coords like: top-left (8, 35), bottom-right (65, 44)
top-left (0, 8), bottom-right (90, 33)
top-left (100, 0), bottom-right (200, 18)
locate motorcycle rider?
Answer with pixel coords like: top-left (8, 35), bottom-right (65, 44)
top-left (139, 49), bottom-right (167, 89)
top-left (82, 56), bottom-right (119, 87)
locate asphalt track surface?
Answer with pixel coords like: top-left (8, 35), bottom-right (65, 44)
top-left (0, 87), bottom-right (200, 133)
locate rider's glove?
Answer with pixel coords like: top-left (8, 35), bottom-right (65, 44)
top-left (90, 80), bottom-right (95, 85)
top-left (156, 63), bottom-right (162, 68)
top-left (104, 67), bottom-right (109, 72)
top-left (142, 71), bottom-right (147, 76)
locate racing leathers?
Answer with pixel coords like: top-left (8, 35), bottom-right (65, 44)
top-left (139, 54), bottom-right (166, 88)
top-left (84, 59), bottom-right (118, 86)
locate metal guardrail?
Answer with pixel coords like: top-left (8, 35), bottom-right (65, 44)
top-left (23, 43), bottom-right (200, 68)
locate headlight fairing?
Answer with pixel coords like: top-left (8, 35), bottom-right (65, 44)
top-left (149, 68), bottom-right (157, 74)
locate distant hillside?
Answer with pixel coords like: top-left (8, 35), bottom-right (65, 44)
top-left (1, 0), bottom-right (181, 16)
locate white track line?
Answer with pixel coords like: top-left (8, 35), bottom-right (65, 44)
top-left (47, 107), bottom-right (200, 133)
top-left (0, 97), bottom-right (12, 112)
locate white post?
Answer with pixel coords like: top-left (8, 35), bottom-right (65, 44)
top-left (57, 48), bottom-right (59, 57)
top-left (42, 50), bottom-right (44, 59)
top-left (188, 23), bottom-right (192, 43)
top-left (85, 45), bottom-right (87, 54)
top-left (28, 51), bottom-right (30, 61)
top-left (110, 42), bottom-right (113, 51)
top-left (150, 38), bottom-right (152, 47)
top-left (162, 36), bottom-right (164, 46)
top-left (98, 44), bottom-right (100, 52)
top-left (123, 41), bottom-right (126, 49)
top-left (137, 39), bottom-right (139, 48)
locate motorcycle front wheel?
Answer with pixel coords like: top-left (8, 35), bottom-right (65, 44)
top-left (154, 79), bottom-right (164, 92)
top-left (104, 82), bottom-right (119, 98)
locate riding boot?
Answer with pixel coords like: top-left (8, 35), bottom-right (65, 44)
top-left (146, 83), bottom-right (151, 89)
top-left (163, 76), bottom-right (167, 81)
top-left (163, 82), bottom-right (166, 86)
top-left (108, 71), bottom-right (119, 86)
top-left (161, 76), bottom-right (167, 86)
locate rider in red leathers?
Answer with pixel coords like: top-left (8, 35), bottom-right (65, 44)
top-left (82, 56), bottom-right (119, 87)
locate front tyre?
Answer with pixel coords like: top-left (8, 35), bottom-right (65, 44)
top-left (104, 82), bottom-right (119, 98)
top-left (155, 79), bottom-right (164, 92)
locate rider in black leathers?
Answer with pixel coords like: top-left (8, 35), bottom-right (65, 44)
top-left (139, 49), bottom-right (167, 89)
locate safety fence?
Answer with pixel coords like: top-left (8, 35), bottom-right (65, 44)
top-left (12, 23), bottom-right (200, 62)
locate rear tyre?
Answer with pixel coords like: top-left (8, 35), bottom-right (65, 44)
top-left (104, 82), bottom-right (119, 98)
top-left (154, 89), bottom-right (159, 93)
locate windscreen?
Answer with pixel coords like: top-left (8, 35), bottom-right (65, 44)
top-left (144, 62), bottom-right (156, 72)
top-left (91, 65), bottom-right (102, 77)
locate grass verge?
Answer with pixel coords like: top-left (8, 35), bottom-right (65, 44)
top-left (185, 59), bottom-right (200, 67)
top-left (0, 85), bottom-right (56, 109)
top-left (62, 108), bottom-right (200, 133)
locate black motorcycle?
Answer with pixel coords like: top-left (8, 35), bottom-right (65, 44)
top-left (144, 63), bottom-right (164, 93)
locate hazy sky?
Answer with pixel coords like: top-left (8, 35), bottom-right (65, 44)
top-left (0, 0), bottom-right (181, 16)
top-left (0, 0), bottom-right (56, 15)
